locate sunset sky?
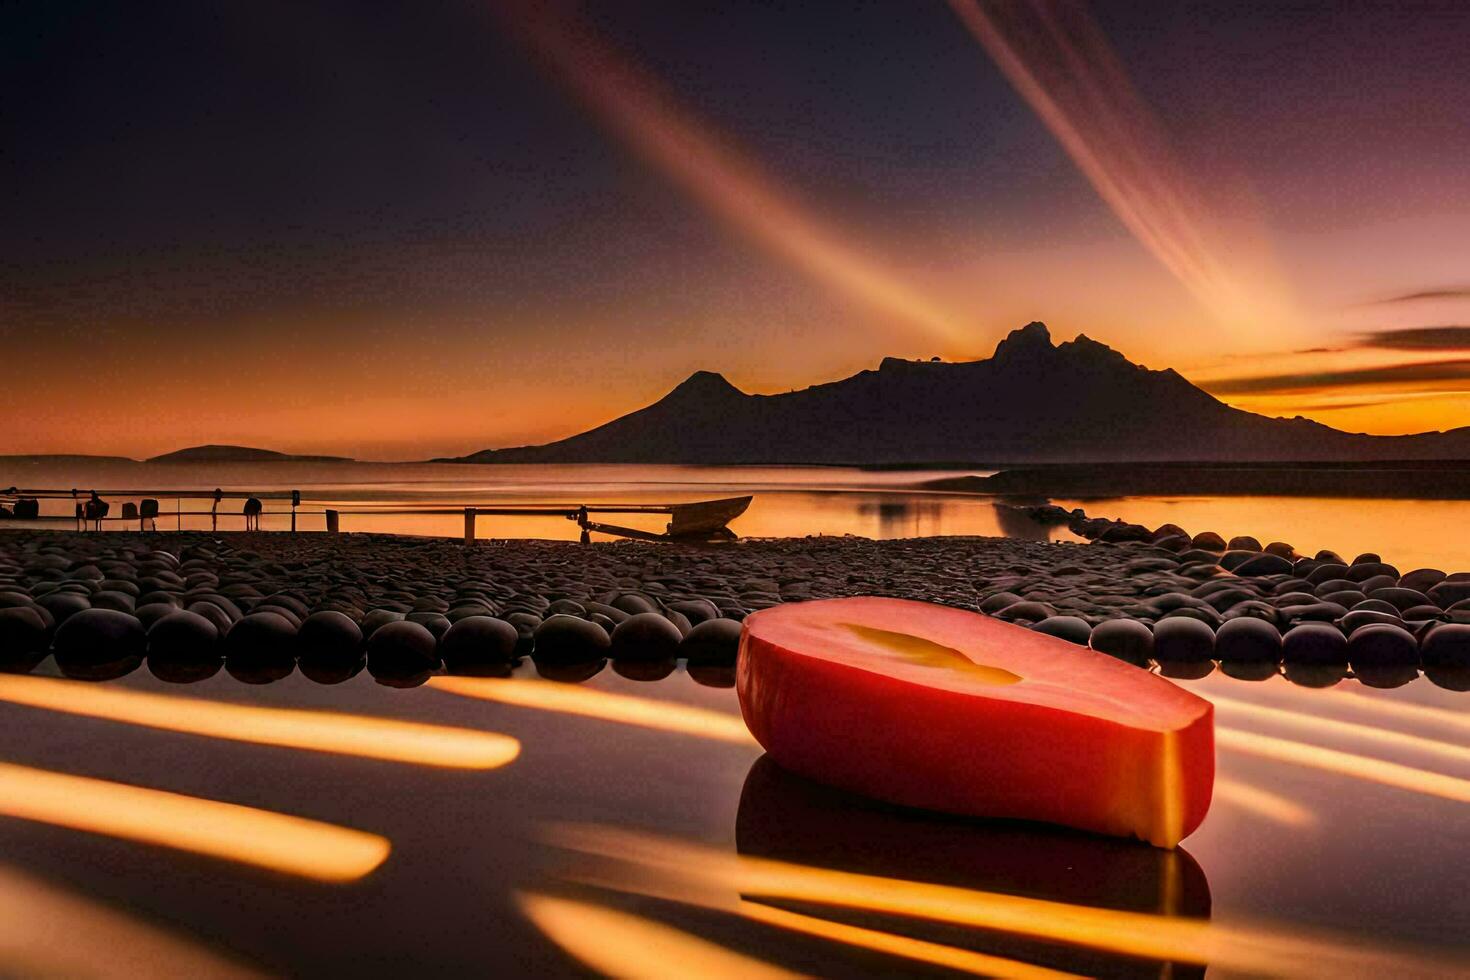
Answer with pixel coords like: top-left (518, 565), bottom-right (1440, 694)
top-left (4, 0), bottom-right (1469, 459)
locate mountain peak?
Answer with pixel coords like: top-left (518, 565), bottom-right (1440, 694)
top-left (668, 370), bottom-right (744, 399)
top-left (1057, 333), bottom-right (1129, 366)
top-left (992, 321), bottom-right (1054, 360)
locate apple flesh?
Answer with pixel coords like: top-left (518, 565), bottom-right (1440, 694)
top-left (737, 597), bottom-right (1213, 847)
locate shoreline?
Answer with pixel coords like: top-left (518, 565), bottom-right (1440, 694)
top-left (923, 461), bottom-right (1470, 499)
top-left (2, 527), bottom-right (1468, 690)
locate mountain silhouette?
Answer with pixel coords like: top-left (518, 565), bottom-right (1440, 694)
top-left (443, 322), bottom-right (1470, 464)
top-left (148, 445), bottom-right (353, 464)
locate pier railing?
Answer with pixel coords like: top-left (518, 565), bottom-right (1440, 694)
top-left (0, 488), bottom-right (751, 543)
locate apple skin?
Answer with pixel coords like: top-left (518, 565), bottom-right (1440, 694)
top-left (738, 597), bottom-right (1214, 848)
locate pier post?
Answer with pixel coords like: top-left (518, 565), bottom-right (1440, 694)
top-left (464, 507), bottom-right (477, 545)
top-left (326, 509), bottom-right (339, 534)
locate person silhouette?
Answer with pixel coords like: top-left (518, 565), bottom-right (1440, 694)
top-left (243, 496), bottom-right (262, 531)
top-left (84, 491), bottom-right (109, 531)
top-left (211, 488), bottom-right (223, 532)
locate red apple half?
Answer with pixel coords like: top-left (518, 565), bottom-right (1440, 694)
top-left (737, 597), bottom-right (1214, 847)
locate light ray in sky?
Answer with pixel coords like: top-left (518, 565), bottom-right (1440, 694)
top-left (946, 0), bottom-right (1292, 339)
top-left (500, 1), bottom-right (972, 348)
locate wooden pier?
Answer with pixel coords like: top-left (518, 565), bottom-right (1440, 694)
top-left (0, 486), bottom-right (751, 543)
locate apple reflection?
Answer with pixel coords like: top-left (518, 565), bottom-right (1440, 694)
top-left (736, 754), bottom-right (1210, 979)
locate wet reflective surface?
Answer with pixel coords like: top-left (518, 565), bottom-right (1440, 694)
top-left (0, 647), bottom-right (1465, 977)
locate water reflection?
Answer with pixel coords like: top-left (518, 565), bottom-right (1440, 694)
top-left (0, 674), bottom-right (522, 769)
top-left (54, 651), bottom-right (142, 681)
top-left (612, 657), bottom-right (677, 682)
top-left (518, 891), bottom-right (798, 980)
top-left (688, 664), bottom-right (737, 688)
top-left (737, 755), bottom-right (1208, 980)
top-left (0, 863), bottom-right (262, 977)
top-left (0, 760), bottom-right (389, 882)
top-left (548, 821), bottom-right (1459, 977)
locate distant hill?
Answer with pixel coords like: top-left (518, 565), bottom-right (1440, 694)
top-left (440, 322), bottom-right (1470, 465)
top-left (147, 445), bottom-right (353, 464)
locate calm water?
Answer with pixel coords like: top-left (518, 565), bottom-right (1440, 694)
top-left (0, 656), bottom-right (1465, 976)
top-left (4, 460), bottom-right (1470, 570)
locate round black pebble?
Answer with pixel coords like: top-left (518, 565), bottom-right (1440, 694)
top-left (529, 659), bottom-right (601, 683)
top-left (225, 612), bottom-right (299, 660)
top-left (147, 610), bottom-right (220, 660)
top-left (186, 601), bottom-right (235, 635)
top-left (1283, 662), bottom-right (1346, 688)
top-left (533, 614), bottom-right (611, 664)
top-left (611, 613), bottom-right (684, 661)
top-left (367, 620), bottom-right (439, 667)
top-left (298, 611), bottom-right (364, 664)
top-left (1421, 624), bottom-right (1470, 668)
top-left (0, 606), bottom-right (49, 655)
top-left (34, 592), bottom-right (90, 625)
top-left (1088, 619), bottom-right (1154, 664)
top-left (1152, 617), bottom-right (1215, 661)
top-left (1220, 660), bottom-right (1279, 682)
top-left (681, 618), bottom-right (743, 666)
top-left (1281, 623), bottom-right (1347, 665)
top-left (1353, 663), bottom-right (1419, 689)
top-left (1214, 618), bottom-right (1281, 663)
top-left (53, 608), bottom-right (146, 661)
top-left (1030, 616), bottom-right (1092, 646)
top-left (613, 659), bottom-right (676, 682)
top-left (360, 609), bottom-right (406, 639)
top-left (1346, 623), bottom-right (1418, 667)
top-left (439, 616), bottom-right (518, 668)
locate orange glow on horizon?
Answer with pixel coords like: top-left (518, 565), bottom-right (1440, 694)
top-left (0, 674), bottom-right (522, 770)
top-left (0, 761), bottom-right (390, 882)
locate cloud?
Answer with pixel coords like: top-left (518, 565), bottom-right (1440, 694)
top-left (1357, 326), bottom-right (1470, 351)
top-left (1204, 359), bottom-right (1470, 395)
top-left (1359, 287), bottom-right (1470, 306)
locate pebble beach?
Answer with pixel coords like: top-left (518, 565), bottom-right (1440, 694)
top-left (3, 519), bottom-right (1469, 690)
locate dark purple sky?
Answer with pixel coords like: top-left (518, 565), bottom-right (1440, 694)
top-left (4, 1), bottom-right (1468, 456)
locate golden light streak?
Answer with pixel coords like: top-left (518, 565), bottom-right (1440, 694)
top-left (504, 2), bottom-right (971, 347)
top-left (1211, 693), bottom-right (1470, 767)
top-left (430, 676), bottom-right (757, 745)
top-left (1216, 729), bottom-right (1470, 804)
top-left (1212, 777), bottom-right (1316, 828)
top-left (549, 824), bottom-right (1469, 977)
top-left (0, 863), bottom-right (264, 979)
top-left (0, 674), bottom-right (520, 770)
top-left (516, 892), bottom-right (799, 980)
top-left (738, 900), bottom-right (1083, 980)
top-left (945, 0), bottom-right (1289, 338)
top-left (0, 761), bottom-right (390, 882)
top-left (1333, 688), bottom-right (1470, 737)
